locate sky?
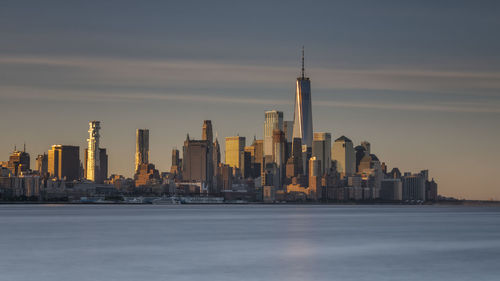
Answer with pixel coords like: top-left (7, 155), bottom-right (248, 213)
top-left (1, 0), bottom-right (499, 200)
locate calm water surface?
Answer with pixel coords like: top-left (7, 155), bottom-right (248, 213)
top-left (1, 205), bottom-right (499, 281)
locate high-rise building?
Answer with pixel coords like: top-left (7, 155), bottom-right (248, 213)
top-left (331, 136), bottom-right (355, 178)
top-left (182, 134), bottom-right (209, 185)
top-left (86, 121), bottom-right (100, 182)
top-left (308, 156), bottom-right (321, 200)
top-left (380, 179), bottom-right (402, 201)
top-left (272, 130), bottom-right (286, 187)
top-left (84, 148), bottom-right (108, 183)
top-left (312, 132), bottom-right (331, 175)
top-left (7, 148), bottom-right (30, 176)
top-left (213, 138), bottom-right (221, 175)
top-left (401, 172), bottom-right (426, 201)
top-left (264, 111), bottom-right (283, 156)
top-left (225, 136), bottom-right (245, 170)
top-left (48, 145), bottom-right (80, 181)
top-left (135, 129), bottom-right (149, 173)
top-left (35, 153), bottom-right (48, 176)
top-left (202, 120), bottom-right (214, 189)
top-left (283, 121), bottom-right (294, 142)
top-left (292, 47), bottom-right (313, 148)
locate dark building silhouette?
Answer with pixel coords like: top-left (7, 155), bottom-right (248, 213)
top-left (48, 145), bottom-right (80, 181)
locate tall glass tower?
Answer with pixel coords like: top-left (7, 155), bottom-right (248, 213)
top-left (292, 47), bottom-right (313, 148)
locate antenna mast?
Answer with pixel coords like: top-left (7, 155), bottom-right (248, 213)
top-left (301, 46), bottom-right (305, 79)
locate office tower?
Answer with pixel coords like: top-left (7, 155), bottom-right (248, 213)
top-left (172, 148), bottom-right (180, 167)
top-left (264, 110), bottom-right (283, 156)
top-left (35, 153), bottom-right (48, 176)
top-left (217, 164), bottom-right (233, 191)
top-left (86, 121), bottom-right (100, 182)
top-left (202, 120), bottom-right (213, 143)
top-left (291, 137), bottom-right (303, 176)
top-left (272, 130), bottom-right (286, 187)
top-left (7, 147), bottom-right (30, 176)
top-left (361, 141), bottom-right (371, 154)
top-left (48, 145), bottom-right (80, 181)
top-left (312, 132), bottom-right (331, 175)
top-left (308, 156), bottom-right (321, 200)
top-left (380, 179), bottom-right (402, 201)
top-left (248, 139), bottom-right (263, 178)
top-left (99, 148), bottom-right (108, 182)
top-left (225, 136), bottom-right (245, 170)
top-left (354, 145), bottom-right (366, 172)
top-left (244, 145), bottom-right (256, 178)
top-left (84, 148), bottom-right (108, 183)
top-left (283, 121), bottom-right (294, 142)
top-left (182, 134), bottom-right (209, 184)
top-left (292, 47), bottom-right (313, 148)
top-left (170, 148), bottom-right (181, 176)
top-left (241, 151), bottom-right (252, 179)
top-left (283, 121), bottom-right (294, 162)
top-left (213, 138), bottom-right (221, 175)
top-left (425, 178), bottom-right (438, 201)
top-left (331, 136), bottom-right (355, 178)
top-left (135, 129), bottom-right (149, 173)
top-left (401, 172), bottom-right (426, 201)
top-left (202, 120), bottom-right (214, 189)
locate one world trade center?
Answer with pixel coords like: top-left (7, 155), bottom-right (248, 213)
top-left (292, 47), bottom-right (313, 149)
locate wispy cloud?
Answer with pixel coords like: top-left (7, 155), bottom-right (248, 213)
top-left (2, 85), bottom-right (499, 114)
top-left (2, 55), bottom-right (500, 94)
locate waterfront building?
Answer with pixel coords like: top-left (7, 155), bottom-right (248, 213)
top-left (312, 132), bottom-right (331, 175)
top-left (380, 179), bottom-right (402, 201)
top-left (264, 110), bottom-right (283, 156)
top-left (401, 172), bottom-right (426, 201)
top-left (331, 136), bottom-right (355, 178)
top-left (48, 145), bottom-right (80, 181)
top-left (292, 47), bottom-right (313, 148)
top-left (426, 178), bottom-right (438, 201)
top-left (135, 129), bottom-right (149, 173)
top-left (86, 121), bottom-right (101, 182)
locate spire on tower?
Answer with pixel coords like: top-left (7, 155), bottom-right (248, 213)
top-left (301, 46), bottom-right (305, 79)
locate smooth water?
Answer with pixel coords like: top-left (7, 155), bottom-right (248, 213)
top-left (1, 204), bottom-right (499, 281)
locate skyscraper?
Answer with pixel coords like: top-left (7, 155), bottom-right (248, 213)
top-left (183, 134), bottom-right (209, 184)
top-left (48, 145), bottom-right (80, 181)
top-left (225, 136), bottom-right (245, 170)
top-left (135, 129), bottom-right (149, 173)
top-left (264, 110), bottom-right (283, 156)
top-left (331, 136), bottom-right (355, 178)
top-left (202, 120), bottom-right (214, 189)
top-left (86, 121), bottom-right (100, 182)
top-left (292, 47), bottom-right (313, 148)
top-left (312, 132), bottom-right (331, 175)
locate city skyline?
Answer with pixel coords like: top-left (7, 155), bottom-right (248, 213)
top-left (1, 1), bottom-right (499, 200)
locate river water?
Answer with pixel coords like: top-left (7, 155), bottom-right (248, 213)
top-left (1, 204), bottom-right (499, 281)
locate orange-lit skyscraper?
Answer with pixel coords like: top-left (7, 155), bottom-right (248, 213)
top-left (292, 47), bottom-right (313, 148)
